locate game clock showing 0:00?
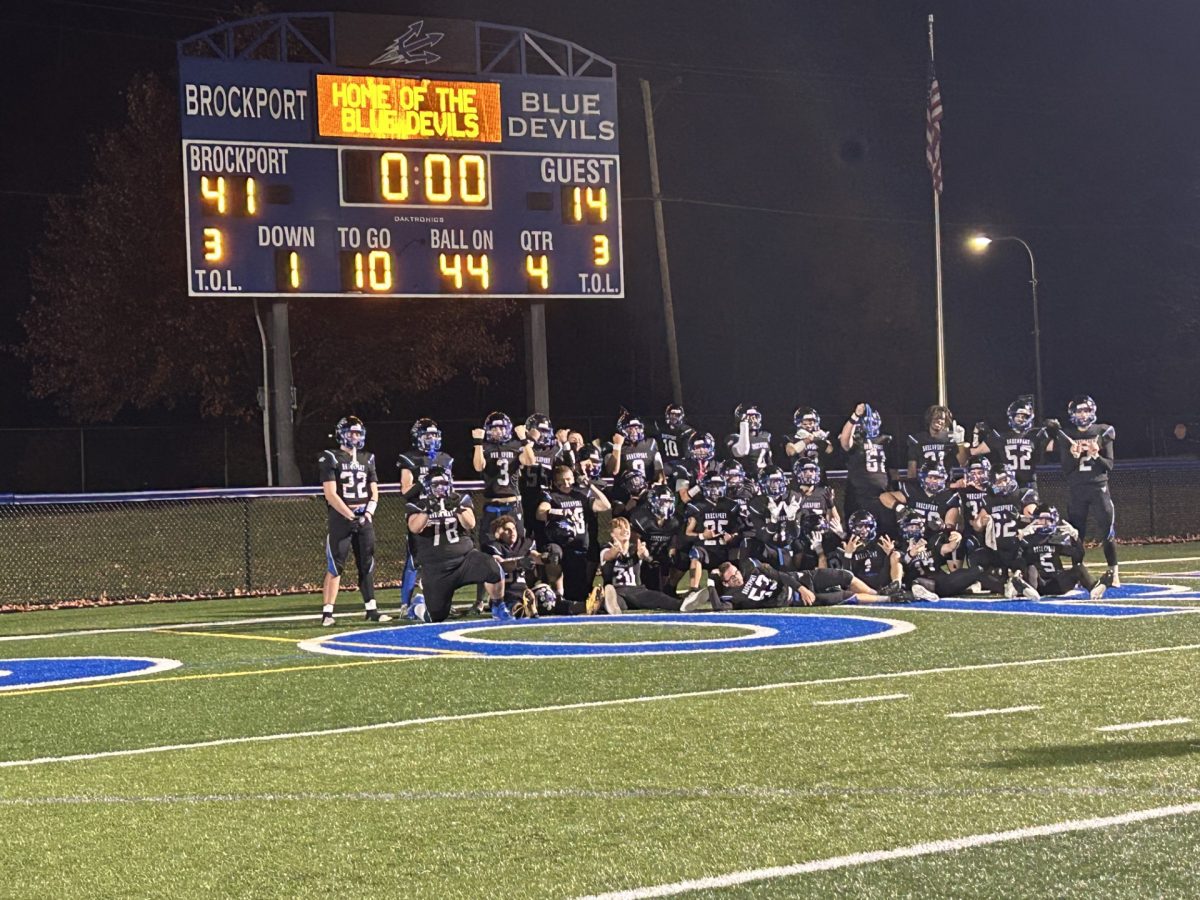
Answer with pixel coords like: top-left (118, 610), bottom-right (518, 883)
top-left (182, 51), bottom-right (622, 299)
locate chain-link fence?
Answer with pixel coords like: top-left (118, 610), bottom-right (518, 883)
top-left (3, 460), bottom-right (1199, 608)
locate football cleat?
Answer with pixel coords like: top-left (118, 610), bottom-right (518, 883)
top-left (1011, 574), bottom-right (1041, 600)
top-left (910, 583), bottom-right (940, 602)
top-left (491, 601), bottom-right (514, 622)
top-left (1089, 570), bottom-right (1113, 600)
top-left (405, 596), bottom-right (430, 622)
top-left (602, 584), bottom-right (627, 615)
top-left (585, 585), bottom-right (605, 615)
top-left (365, 610), bottom-right (393, 623)
top-left (680, 587), bottom-right (712, 612)
top-left (1003, 578), bottom-right (1017, 599)
top-left (320, 613), bottom-right (336, 627)
top-left (1109, 566), bottom-right (1121, 588)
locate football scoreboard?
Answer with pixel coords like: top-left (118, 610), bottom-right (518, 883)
top-left (179, 15), bottom-right (622, 298)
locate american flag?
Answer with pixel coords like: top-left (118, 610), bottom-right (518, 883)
top-left (925, 62), bottom-right (943, 194)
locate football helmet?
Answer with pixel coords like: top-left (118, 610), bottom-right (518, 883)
top-left (861, 405), bottom-right (882, 440)
top-left (721, 459), bottom-right (746, 487)
top-left (664, 403), bottom-right (687, 430)
top-left (735, 403), bottom-right (763, 434)
top-left (411, 417), bottom-right (442, 455)
top-left (484, 411), bottom-right (513, 444)
top-left (690, 432), bottom-right (716, 462)
top-left (422, 465), bottom-right (453, 499)
top-left (925, 511), bottom-right (946, 533)
top-left (899, 509), bottom-right (928, 542)
top-left (793, 459), bottom-right (822, 487)
top-left (1068, 395), bottom-right (1097, 429)
top-left (621, 469), bottom-right (648, 497)
top-left (524, 413), bottom-right (556, 448)
top-left (647, 484), bottom-right (676, 520)
top-left (1007, 399), bottom-right (1035, 434)
top-left (335, 416), bottom-right (366, 450)
top-left (966, 457), bottom-right (992, 490)
top-left (848, 509), bottom-right (877, 542)
top-left (617, 412), bottom-right (646, 444)
top-left (1032, 505), bottom-right (1060, 534)
top-left (759, 465), bottom-right (789, 499)
top-left (575, 444), bottom-right (602, 475)
top-left (699, 472), bottom-right (727, 502)
top-left (529, 583), bottom-right (559, 615)
top-left (919, 463), bottom-right (948, 495)
top-left (991, 466), bottom-right (1020, 496)
top-left (793, 406), bottom-right (821, 433)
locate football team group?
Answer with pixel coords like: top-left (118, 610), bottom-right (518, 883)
top-left (317, 395), bottom-right (1119, 626)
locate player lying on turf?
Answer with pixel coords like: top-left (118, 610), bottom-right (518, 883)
top-left (713, 558), bottom-right (904, 609)
top-left (595, 517), bottom-right (712, 613)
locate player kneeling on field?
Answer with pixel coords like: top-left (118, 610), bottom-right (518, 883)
top-left (406, 467), bottom-right (507, 622)
top-left (595, 517), bottom-right (712, 614)
top-left (484, 515), bottom-right (552, 619)
top-left (713, 558), bottom-right (900, 610)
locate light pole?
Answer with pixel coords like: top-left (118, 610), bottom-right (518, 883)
top-left (969, 234), bottom-right (1044, 417)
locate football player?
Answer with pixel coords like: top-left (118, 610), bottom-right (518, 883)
top-left (879, 462), bottom-right (962, 533)
top-left (655, 403), bottom-right (696, 465)
top-left (726, 403), bottom-right (774, 478)
top-left (784, 407), bottom-right (835, 478)
top-left (895, 509), bottom-right (988, 599)
top-left (606, 412), bottom-right (664, 481)
top-left (472, 410), bottom-right (525, 543)
top-left (397, 417), bottom-right (455, 607)
top-left (318, 416), bottom-right (391, 626)
top-left (745, 465), bottom-right (802, 569)
top-left (598, 517), bottom-right (712, 613)
top-left (1052, 395), bottom-right (1119, 586)
top-left (969, 397), bottom-right (1053, 490)
top-left (906, 404), bottom-right (968, 479)
top-left (630, 484), bottom-right (690, 594)
top-left (792, 459), bottom-right (844, 543)
top-left (536, 464), bottom-right (612, 608)
top-left (1017, 505), bottom-right (1109, 598)
top-left (683, 472), bottom-right (746, 588)
top-left (714, 557), bottom-right (899, 609)
top-left (831, 510), bottom-right (912, 599)
top-left (967, 467), bottom-right (1041, 598)
top-left (672, 431), bottom-right (718, 504)
top-left (405, 466), bottom-right (507, 622)
top-left (519, 413), bottom-right (566, 530)
top-left (839, 403), bottom-right (895, 520)
top-left (483, 515), bottom-right (546, 617)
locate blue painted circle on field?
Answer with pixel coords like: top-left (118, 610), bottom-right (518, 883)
top-left (303, 612), bottom-right (913, 659)
top-left (0, 657), bottom-right (181, 691)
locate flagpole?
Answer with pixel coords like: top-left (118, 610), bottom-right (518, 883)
top-left (929, 14), bottom-right (947, 407)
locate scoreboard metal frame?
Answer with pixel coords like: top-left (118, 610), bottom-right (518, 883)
top-left (178, 13), bottom-right (623, 300)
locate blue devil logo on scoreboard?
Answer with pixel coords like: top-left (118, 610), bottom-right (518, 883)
top-left (371, 21), bottom-right (444, 67)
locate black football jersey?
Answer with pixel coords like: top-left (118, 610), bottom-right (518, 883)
top-left (899, 533), bottom-right (941, 578)
top-left (834, 540), bottom-right (890, 580)
top-left (725, 431), bottom-right (773, 477)
top-left (1058, 423), bottom-right (1115, 487)
top-left (397, 448), bottom-right (454, 492)
top-left (719, 559), bottom-right (796, 608)
top-left (684, 496), bottom-right (743, 548)
top-left (747, 493), bottom-right (801, 548)
top-left (1023, 529), bottom-right (1084, 576)
top-left (656, 424), bottom-right (696, 464)
top-left (319, 448), bottom-right (378, 509)
top-left (630, 502), bottom-right (684, 563)
top-left (484, 534), bottom-right (537, 588)
top-left (898, 479), bottom-right (961, 524)
top-left (406, 493), bottom-right (473, 564)
top-left (541, 486), bottom-right (591, 550)
top-left (671, 458), bottom-right (715, 498)
top-left (846, 436), bottom-right (892, 493)
top-left (907, 431), bottom-right (960, 471)
top-left (794, 485), bottom-right (837, 519)
top-left (480, 439), bottom-right (523, 498)
top-left (984, 489), bottom-right (1038, 542)
top-left (988, 427), bottom-right (1049, 485)
top-left (607, 438), bottom-right (663, 479)
top-left (521, 445), bottom-right (566, 496)
top-left (602, 539), bottom-right (643, 587)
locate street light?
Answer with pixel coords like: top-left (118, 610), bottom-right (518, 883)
top-left (969, 233), bottom-right (1044, 417)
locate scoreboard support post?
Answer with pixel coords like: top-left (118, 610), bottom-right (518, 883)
top-left (267, 300), bottom-right (301, 485)
top-left (524, 302), bottom-right (551, 415)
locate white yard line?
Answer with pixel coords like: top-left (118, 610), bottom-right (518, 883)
top-left (1114, 555), bottom-right (1200, 566)
top-left (813, 693), bottom-right (908, 706)
top-left (0, 611), bottom-right (353, 642)
top-left (578, 802), bottom-right (1200, 899)
top-left (1095, 717), bottom-right (1192, 733)
top-left (946, 705), bottom-right (1042, 719)
top-left (5, 640), bottom-right (1200, 769)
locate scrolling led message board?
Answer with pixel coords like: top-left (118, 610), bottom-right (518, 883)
top-left (179, 15), bottom-right (622, 298)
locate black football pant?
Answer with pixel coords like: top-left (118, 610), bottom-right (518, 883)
top-left (421, 550), bottom-right (503, 622)
top-left (1035, 566), bottom-right (1097, 597)
top-left (616, 585), bottom-right (683, 611)
top-left (913, 566), bottom-right (987, 598)
top-left (1068, 484), bottom-right (1118, 568)
top-left (326, 514), bottom-right (375, 604)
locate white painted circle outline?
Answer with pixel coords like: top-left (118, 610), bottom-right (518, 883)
top-left (442, 619), bottom-right (777, 648)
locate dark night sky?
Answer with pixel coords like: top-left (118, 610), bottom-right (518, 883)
top-left (3, 0), bottom-right (1199, 449)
